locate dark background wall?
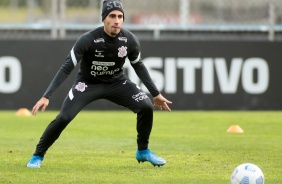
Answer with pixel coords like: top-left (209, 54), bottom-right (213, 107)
top-left (0, 40), bottom-right (282, 110)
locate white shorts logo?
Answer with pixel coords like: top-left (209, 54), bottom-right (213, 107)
top-left (132, 92), bottom-right (148, 102)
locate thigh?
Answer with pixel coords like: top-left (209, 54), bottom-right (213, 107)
top-left (59, 83), bottom-right (104, 119)
top-left (105, 80), bottom-right (153, 113)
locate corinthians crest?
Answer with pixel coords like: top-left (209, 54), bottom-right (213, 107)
top-left (75, 82), bottom-right (88, 92)
top-left (118, 46), bottom-right (127, 58)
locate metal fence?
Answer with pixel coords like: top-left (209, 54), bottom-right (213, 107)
top-left (0, 0), bottom-right (282, 40)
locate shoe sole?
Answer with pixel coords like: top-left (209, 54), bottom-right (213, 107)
top-left (137, 160), bottom-right (165, 167)
top-left (27, 164), bottom-right (40, 168)
top-left (27, 161), bottom-right (41, 168)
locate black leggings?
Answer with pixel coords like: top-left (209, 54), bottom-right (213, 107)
top-left (34, 79), bottom-right (153, 157)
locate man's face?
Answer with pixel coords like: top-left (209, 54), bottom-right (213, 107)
top-left (103, 10), bottom-right (124, 37)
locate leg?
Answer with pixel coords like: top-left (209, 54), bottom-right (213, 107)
top-left (104, 79), bottom-right (153, 150)
top-left (27, 84), bottom-right (104, 168)
top-left (136, 101), bottom-right (153, 150)
top-left (34, 86), bottom-right (103, 156)
top-left (104, 79), bottom-right (166, 166)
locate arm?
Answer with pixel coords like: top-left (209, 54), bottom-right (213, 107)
top-left (32, 60), bottom-right (73, 116)
top-left (32, 66), bottom-right (70, 116)
top-left (128, 34), bottom-right (160, 97)
top-left (32, 34), bottom-right (89, 115)
top-left (42, 66), bottom-right (71, 99)
top-left (129, 33), bottom-right (172, 111)
top-left (131, 61), bottom-right (172, 112)
top-left (131, 61), bottom-right (160, 97)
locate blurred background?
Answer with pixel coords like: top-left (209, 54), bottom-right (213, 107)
top-left (1, 0), bottom-right (282, 110)
top-left (0, 0), bottom-right (282, 41)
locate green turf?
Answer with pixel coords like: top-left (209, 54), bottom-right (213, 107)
top-left (0, 110), bottom-right (281, 183)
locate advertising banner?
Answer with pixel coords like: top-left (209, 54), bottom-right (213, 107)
top-left (0, 40), bottom-right (282, 110)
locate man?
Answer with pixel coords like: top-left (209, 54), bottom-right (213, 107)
top-left (27, 0), bottom-right (172, 168)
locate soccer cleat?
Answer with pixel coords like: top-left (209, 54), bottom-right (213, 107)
top-left (136, 149), bottom-right (166, 167)
top-left (26, 155), bottom-right (44, 168)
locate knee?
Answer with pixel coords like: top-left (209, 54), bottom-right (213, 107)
top-left (139, 102), bottom-right (153, 114)
top-left (56, 113), bottom-right (74, 124)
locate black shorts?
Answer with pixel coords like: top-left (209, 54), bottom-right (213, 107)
top-left (61, 78), bottom-right (153, 117)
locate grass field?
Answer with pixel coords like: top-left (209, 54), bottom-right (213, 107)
top-left (0, 110), bottom-right (281, 183)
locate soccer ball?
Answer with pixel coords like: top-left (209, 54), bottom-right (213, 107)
top-left (230, 163), bottom-right (264, 184)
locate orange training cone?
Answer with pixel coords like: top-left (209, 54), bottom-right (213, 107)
top-left (226, 125), bottom-right (244, 133)
top-left (16, 108), bottom-right (32, 116)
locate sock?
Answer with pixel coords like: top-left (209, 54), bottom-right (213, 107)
top-left (138, 147), bottom-right (148, 151)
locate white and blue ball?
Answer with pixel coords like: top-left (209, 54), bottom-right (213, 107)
top-left (230, 163), bottom-right (264, 184)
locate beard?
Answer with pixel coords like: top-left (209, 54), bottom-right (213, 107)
top-left (110, 28), bottom-right (120, 37)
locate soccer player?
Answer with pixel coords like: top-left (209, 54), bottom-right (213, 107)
top-left (27, 0), bottom-right (172, 168)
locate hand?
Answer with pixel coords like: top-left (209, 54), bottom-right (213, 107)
top-left (32, 97), bottom-right (49, 116)
top-left (153, 94), bottom-right (172, 112)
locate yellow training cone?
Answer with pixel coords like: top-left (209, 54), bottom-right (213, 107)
top-left (226, 125), bottom-right (244, 133)
top-left (16, 108), bottom-right (32, 116)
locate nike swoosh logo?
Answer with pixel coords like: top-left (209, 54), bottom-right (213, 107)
top-left (123, 80), bottom-right (127, 84)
